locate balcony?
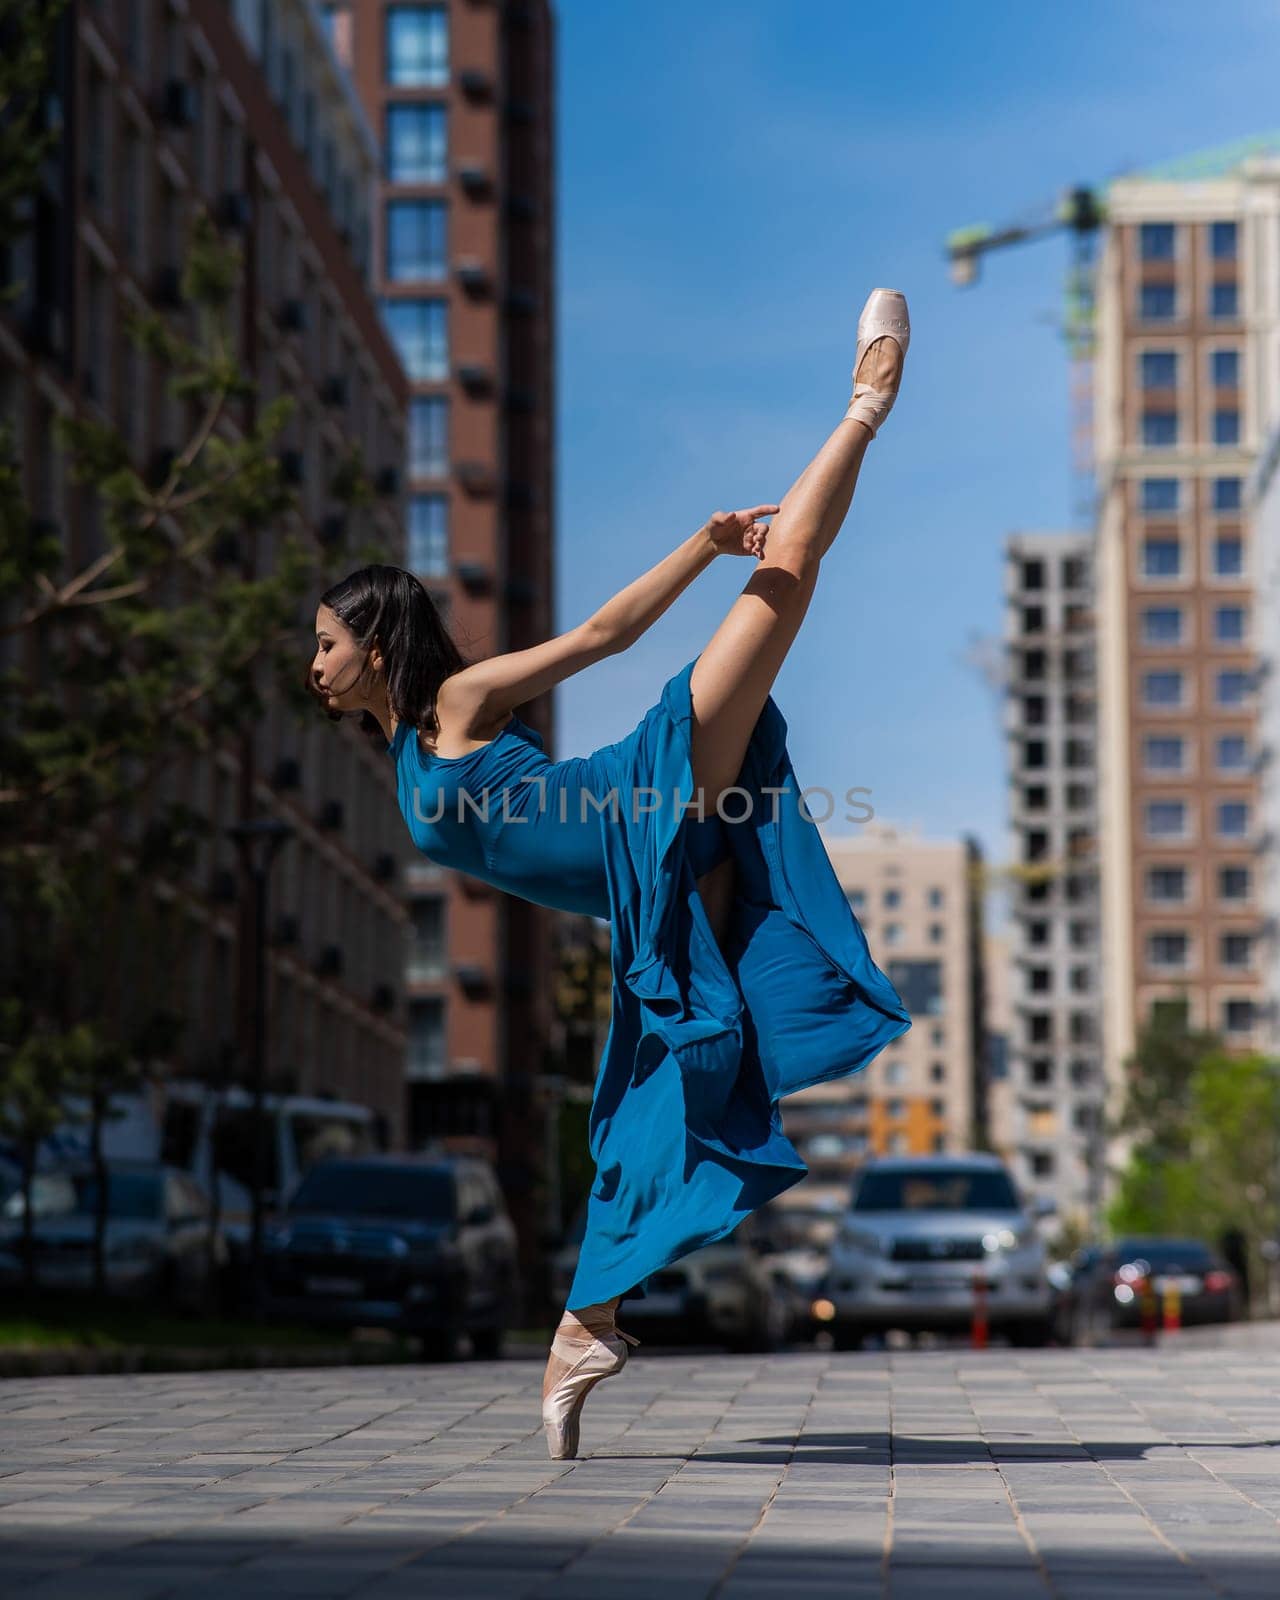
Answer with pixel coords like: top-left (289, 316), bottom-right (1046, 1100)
top-left (320, 373), bottom-right (348, 408)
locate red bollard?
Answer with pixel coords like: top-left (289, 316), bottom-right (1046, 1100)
top-left (1162, 1280), bottom-right (1182, 1337)
top-left (1139, 1274), bottom-right (1159, 1346)
top-left (971, 1272), bottom-right (989, 1350)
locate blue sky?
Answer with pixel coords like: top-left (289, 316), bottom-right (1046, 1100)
top-left (545, 0), bottom-right (1278, 871)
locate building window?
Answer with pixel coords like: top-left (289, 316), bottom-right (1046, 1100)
top-left (408, 494), bottom-right (448, 576)
top-left (1213, 534), bottom-right (1243, 577)
top-left (1143, 734), bottom-right (1184, 772)
top-left (929, 1062), bottom-right (945, 1083)
top-left (1210, 220), bottom-right (1238, 260)
top-left (1140, 350), bottom-right (1178, 389)
top-left (1215, 669), bottom-right (1250, 707)
top-left (381, 298), bottom-right (448, 380)
top-left (1140, 477), bottom-right (1179, 512)
top-left (927, 887), bottom-right (944, 909)
top-left (1211, 349), bottom-right (1239, 387)
top-left (882, 887), bottom-right (901, 910)
top-left (884, 1060), bottom-right (905, 1086)
top-left (846, 888), bottom-right (866, 910)
top-left (1212, 476), bottom-right (1242, 512)
top-left (1210, 282), bottom-right (1239, 319)
top-left (1141, 606), bottom-right (1182, 645)
top-left (1142, 410), bottom-right (1178, 447)
top-left (385, 5), bottom-right (449, 87)
top-left (1216, 733), bottom-right (1248, 772)
top-left (408, 897), bottom-right (446, 976)
top-left (1220, 932), bottom-right (1252, 970)
top-left (1216, 800), bottom-right (1249, 839)
top-left (1222, 998), bottom-right (1254, 1036)
top-left (1145, 865), bottom-right (1187, 903)
top-left (1141, 537), bottom-right (1181, 578)
top-left (1139, 283), bottom-right (1176, 320)
top-left (1148, 931), bottom-right (1190, 970)
top-left (885, 959), bottom-right (943, 1017)
top-left (1214, 605), bottom-right (1245, 644)
top-left (1213, 409), bottom-right (1240, 446)
top-left (1218, 864), bottom-right (1250, 901)
top-left (1020, 557), bottom-right (1044, 590)
top-left (1145, 799), bottom-right (1188, 840)
top-left (927, 922), bottom-right (943, 944)
top-left (385, 199), bottom-right (448, 282)
top-left (408, 996), bottom-right (446, 1079)
top-left (408, 395), bottom-right (448, 476)
top-left (1142, 670), bottom-right (1183, 708)
top-left (884, 922), bottom-right (902, 947)
top-left (385, 103), bottom-right (447, 183)
top-left (1139, 222), bottom-right (1175, 260)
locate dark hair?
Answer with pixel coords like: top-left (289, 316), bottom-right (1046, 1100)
top-left (304, 564), bottom-right (469, 744)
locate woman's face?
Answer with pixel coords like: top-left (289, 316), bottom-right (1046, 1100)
top-left (312, 604), bottom-right (381, 712)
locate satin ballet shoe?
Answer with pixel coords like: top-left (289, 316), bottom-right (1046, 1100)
top-left (844, 287), bottom-right (910, 437)
top-left (542, 1326), bottom-right (640, 1461)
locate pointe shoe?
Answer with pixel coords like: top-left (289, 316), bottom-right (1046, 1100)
top-left (844, 287), bottom-right (910, 437)
top-left (542, 1326), bottom-right (640, 1461)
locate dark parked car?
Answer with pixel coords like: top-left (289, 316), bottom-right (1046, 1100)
top-left (551, 1205), bottom-right (790, 1351)
top-left (0, 1161), bottom-right (225, 1308)
top-left (262, 1155), bottom-right (520, 1358)
top-left (1058, 1236), bottom-right (1242, 1343)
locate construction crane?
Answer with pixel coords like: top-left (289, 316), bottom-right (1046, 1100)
top-left (946, 186), bottom-right (1106, 524)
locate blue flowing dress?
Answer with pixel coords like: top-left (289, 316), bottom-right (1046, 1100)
top-left (386, 654), bottom-right (911, 1307)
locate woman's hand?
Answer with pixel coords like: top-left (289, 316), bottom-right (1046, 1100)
top-left (703, 504), bottom-right (778, 559)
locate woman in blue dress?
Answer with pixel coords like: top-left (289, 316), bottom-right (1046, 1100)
top-left (308, 289), bottom-right (912, 1458)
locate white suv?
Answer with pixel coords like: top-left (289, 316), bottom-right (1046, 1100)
top-left (819, 1154), bottom-right (1053, 1349)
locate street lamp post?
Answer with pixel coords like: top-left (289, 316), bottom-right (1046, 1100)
top-left (227, 815), bottom-right (294, 1319)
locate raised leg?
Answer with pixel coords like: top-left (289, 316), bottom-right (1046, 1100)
top-left (689, 339), bottom-right (902, 945)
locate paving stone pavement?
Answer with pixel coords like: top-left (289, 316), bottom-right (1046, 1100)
top-left (2, 1334), bottom-right (1280, 1600)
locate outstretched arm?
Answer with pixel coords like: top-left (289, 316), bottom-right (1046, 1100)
top-left (441, 506), bottom-right (775, 726)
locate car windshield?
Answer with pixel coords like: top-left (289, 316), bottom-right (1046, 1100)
top-left (288, 1165), bottom-right (455, 1220)
top-left (1112, 1240), bottom-right (1213, 1269)
top-left (853, 1168), bottom-right (1020, 1212)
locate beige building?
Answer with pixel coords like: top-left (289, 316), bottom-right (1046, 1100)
top-left (778, 822), bottom-right (987, 1217)
top-left (1094, 146), bottom-right (1280, 1113)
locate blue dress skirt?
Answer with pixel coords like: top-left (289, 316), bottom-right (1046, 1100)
top-left (386, 654), bottom-right (912, 1308)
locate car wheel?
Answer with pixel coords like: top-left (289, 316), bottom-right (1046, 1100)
top-left (469, 1326), bottom-right (506, 1360)
top-left (1007, 1317), bottom-right (1052, 1348)
top-left (415, 1330), bottom-right (458, 1363)
top-left (832, 1325), bottom-right (866, 1352)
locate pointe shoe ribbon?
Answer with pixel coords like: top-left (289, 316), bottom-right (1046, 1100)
top-left (844, 287), bottom-right (910, 438)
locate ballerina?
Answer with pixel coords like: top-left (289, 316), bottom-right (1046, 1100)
top-left (307, 288), bottom-right (913, 1459)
